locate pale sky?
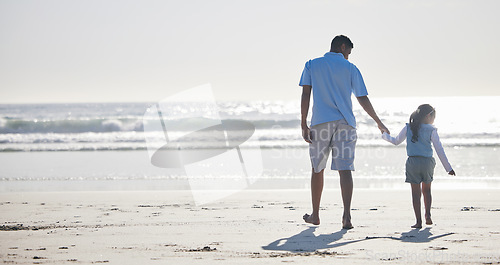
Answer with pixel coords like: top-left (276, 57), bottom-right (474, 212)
top-left (1, 0), bottom-right (499, 103)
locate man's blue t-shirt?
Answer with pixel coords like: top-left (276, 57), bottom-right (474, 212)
top-left (299, 52), bottom-right (368, 128)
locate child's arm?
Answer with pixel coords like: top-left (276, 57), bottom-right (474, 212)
top-left (431, 129), bottom-right (454, 174)
top-left (381, 126), bottom-right (407, 145)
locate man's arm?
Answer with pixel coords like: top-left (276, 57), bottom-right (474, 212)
top-left (356, 96), bottom-right (390, 134)
top-left (301, 85), bottom-right (312, 143)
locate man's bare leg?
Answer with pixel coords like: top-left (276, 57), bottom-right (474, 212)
top-left (411, 183), bottom-right (422, 228)
top-left (422, 182), bottom-right (432, 225)
top-left (339, 170), bottom-right (353, 229)
top-left (303, 168), bottom-right (324, 225)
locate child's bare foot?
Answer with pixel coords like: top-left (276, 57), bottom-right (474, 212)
top-left (342, 222), bottom-right (354, 230)
top-left (425, 215), bottom-right (433, 225)
top-left (411, 223), bottom-right (422, 229)
top-left (342, 215), bottom-right (353, 230)
top-left (303, 213), bottom-right (320, 225)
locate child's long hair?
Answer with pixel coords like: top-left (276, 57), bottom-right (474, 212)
top-left (409, 104), bottom-right (435, 143)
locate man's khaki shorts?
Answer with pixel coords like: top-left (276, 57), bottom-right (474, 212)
top-left (309, 119), bottom-right (357, 173)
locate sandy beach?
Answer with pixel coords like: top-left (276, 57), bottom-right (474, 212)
top-left (1, 189), bottom-right (499, 264)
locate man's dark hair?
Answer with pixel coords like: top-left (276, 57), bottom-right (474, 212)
top-left (330, 35), bottom-right (354, 52)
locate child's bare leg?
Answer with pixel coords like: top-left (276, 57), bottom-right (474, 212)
top-left (339, 170), bottom-right (353, 229)
top-left (422, 182), bottom-right (432, 225)
top-left (410, 183), bottom-right (422, 228)
top-left (303, 168), bottom-right (323, 225)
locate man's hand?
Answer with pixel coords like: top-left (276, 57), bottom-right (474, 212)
top-left (302, 124), bottom-right (312, 144)
top-left (357, 96), bottom-right (390, 135)
top-left (378, 123), bottom-right (390, 135)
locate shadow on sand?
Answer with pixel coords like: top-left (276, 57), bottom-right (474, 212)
top-left (262, 226), bottom-right (454, 252)
top-left (366, 227), bottom-right (454, 243)
top-left (262, 227), bottom-right (362, 252)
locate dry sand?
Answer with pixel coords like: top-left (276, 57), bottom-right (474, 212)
top-left (1, 189), bottom-right (499, 264)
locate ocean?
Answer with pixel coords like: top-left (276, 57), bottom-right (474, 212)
top-left (1, 96), bottom-right (499, 192)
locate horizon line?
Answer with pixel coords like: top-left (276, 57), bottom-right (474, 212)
top-left (1, 95), bottom-right (500, 105)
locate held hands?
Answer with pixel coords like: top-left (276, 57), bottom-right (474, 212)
top-left (448, 170), bottom-right (456, 176)
top-left (378, 122), bottom-right (390, 135)
top-left (301, 124), bottom-right (312, 144)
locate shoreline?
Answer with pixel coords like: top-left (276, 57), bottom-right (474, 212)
top-left (2, 176), bottom-right (500, 193)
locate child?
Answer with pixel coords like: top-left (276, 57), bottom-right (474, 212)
top-left (382, 104), bottom-right (456, 228)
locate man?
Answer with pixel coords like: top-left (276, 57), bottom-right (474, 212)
top-left (299, 35), bottom-right (389, 229)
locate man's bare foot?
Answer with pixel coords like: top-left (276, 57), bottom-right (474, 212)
top-left (411, 223), bottom-right (422, 229)
top-left (342, 215), bottom-right (353, 230)
top-left (303, 213), bottom-right (320, 225)
top-left (425, 215), bottom-right (433, 225)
